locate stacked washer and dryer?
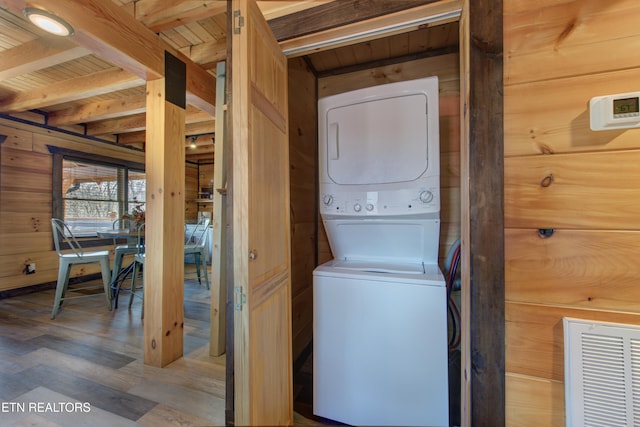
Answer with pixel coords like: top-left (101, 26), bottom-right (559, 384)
top-left (313, 76), bottom-right (449, 427)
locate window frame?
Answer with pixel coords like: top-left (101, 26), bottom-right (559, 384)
top-left (49, 145), bottom-right (145, 248)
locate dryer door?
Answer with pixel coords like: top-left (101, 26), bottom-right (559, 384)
top-left (325, 92), bottom-right (429, 185)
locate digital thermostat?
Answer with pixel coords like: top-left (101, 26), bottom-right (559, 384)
top-left (590, 91), bottom-right (640, 131)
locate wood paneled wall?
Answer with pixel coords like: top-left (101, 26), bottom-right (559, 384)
top-left (318, 52), bottom-right (461, 265)
top-left (184, 162), bottom-right (214, 222)
top-left (288, 57), bottom-right (318, 361)
top-left (0, 119), bottom-right (202, 293)
top-left (504, 0), bottom-right (640, 424)
top-left (185, 162), bottom-right (199, 221)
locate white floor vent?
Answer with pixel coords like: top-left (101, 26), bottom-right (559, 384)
top-left (564, 317), bottom-right (640, 427)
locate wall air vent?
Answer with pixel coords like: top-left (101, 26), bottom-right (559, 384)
top-left (564, 317), bottom-right (640, 427)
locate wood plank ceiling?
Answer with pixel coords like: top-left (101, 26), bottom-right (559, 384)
top-left (0, 0), bottom-right (458, 163)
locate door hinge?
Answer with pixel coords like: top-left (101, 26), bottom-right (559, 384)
top-left (233, 10), bottom-right (244, 34)
top-left (234, 286), bottom-right (246, 311)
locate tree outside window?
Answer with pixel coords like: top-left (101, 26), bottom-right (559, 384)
top-left (62, 159), bottom-right (146, 236)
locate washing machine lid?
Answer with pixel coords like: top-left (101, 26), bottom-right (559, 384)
top-left (314, 259), bottom-right (445, 285)
top-left (324, 92), bottom-right (430, 186)
top-left (331, 259), bottom-right (425, 274)
top-left (323, 218), bottom-right (440, 265)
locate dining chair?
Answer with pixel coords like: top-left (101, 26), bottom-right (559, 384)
top-left (184, 219), bottom-right (210, 289)
top-left (128, 223), bottom-right (145, 318)
top-left (50, 218), bottom-right (112, 319)
top-left (111, 218), bottom-right (140, 286)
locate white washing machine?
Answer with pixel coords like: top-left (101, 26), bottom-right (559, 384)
top-left (314, 261), bottom-right (448, 426)
top-left (313, 76), bottom-right (449, 426)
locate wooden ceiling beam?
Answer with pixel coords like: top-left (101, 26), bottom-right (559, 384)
top-left (47, 93), bottom-right (146, 126)
top-left (0, 68), bottom-right (143, 113)
top-left (86, 113), bottom-right (146, 136)
top-left (178, 38), bottom-right (227, 67)
top-left (184, 106), bottom-right (215, 124)
top-left (117, 130), bottom-right (145, 145)
top-left (268, 0), bottom-right (439, 41)
top-left (186, 120), bottom-right (215, 136)
top-left (0, 37), bottom-right (89, 81)
top-left (135, 0), bottom-right (227, 33)
top-left (86, 105), bottom-right (213, 136)
top-left (1, 0), bottom-right (162, 78)
top-left (49, 94), bottom-right (213, 127)
top-left (0, 0), bottom-right (215, 115)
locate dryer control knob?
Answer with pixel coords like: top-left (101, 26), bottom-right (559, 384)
top-left (353, 203), bottom-right (362, 212)
top-left (366, 203), bottom-right (374, 212)
top-left (419, 190), bottom-right (434, 203)
top-left (323, 194), bottom-right (334, 206)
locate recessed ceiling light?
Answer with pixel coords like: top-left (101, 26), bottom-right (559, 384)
top-left (23, 8), bottom-right (74, 37)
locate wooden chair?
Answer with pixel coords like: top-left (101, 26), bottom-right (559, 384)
top-left (184, 219), bottom-right (210, 289)
top-left (50, 218), bottom-right (111, 319)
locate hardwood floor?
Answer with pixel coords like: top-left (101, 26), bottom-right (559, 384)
top-left (0, 265), bottom-right (327, 426)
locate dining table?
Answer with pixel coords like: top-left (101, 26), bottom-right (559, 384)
top-left (97, 228), bottom-right (144, 308)
top-left (97, 228), bottom-right (142, 241)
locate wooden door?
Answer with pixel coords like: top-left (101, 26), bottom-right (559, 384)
top-left (230, 0), bottom-right (293, 425)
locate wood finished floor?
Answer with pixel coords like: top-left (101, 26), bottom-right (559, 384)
top-left (0, 266), bottom-right (322, 426)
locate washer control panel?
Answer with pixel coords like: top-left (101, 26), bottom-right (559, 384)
top-left (320, 187), bottom-right (439, 216)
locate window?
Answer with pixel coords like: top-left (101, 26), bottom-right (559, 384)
top-left (50, 146), bottom-right (145, 238)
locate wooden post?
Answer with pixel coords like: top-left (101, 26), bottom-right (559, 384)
top-left (210, 61), bottom-right (227, 356)
top-left (144, 52), bottom-right (186, 367)
top-left (460, 0), bottom-right (505, 425)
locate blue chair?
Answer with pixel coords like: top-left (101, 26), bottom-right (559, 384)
top-left (184, 220), bottom-right (210, 289)
top-left (50, 218), bottom-right (112, 319)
